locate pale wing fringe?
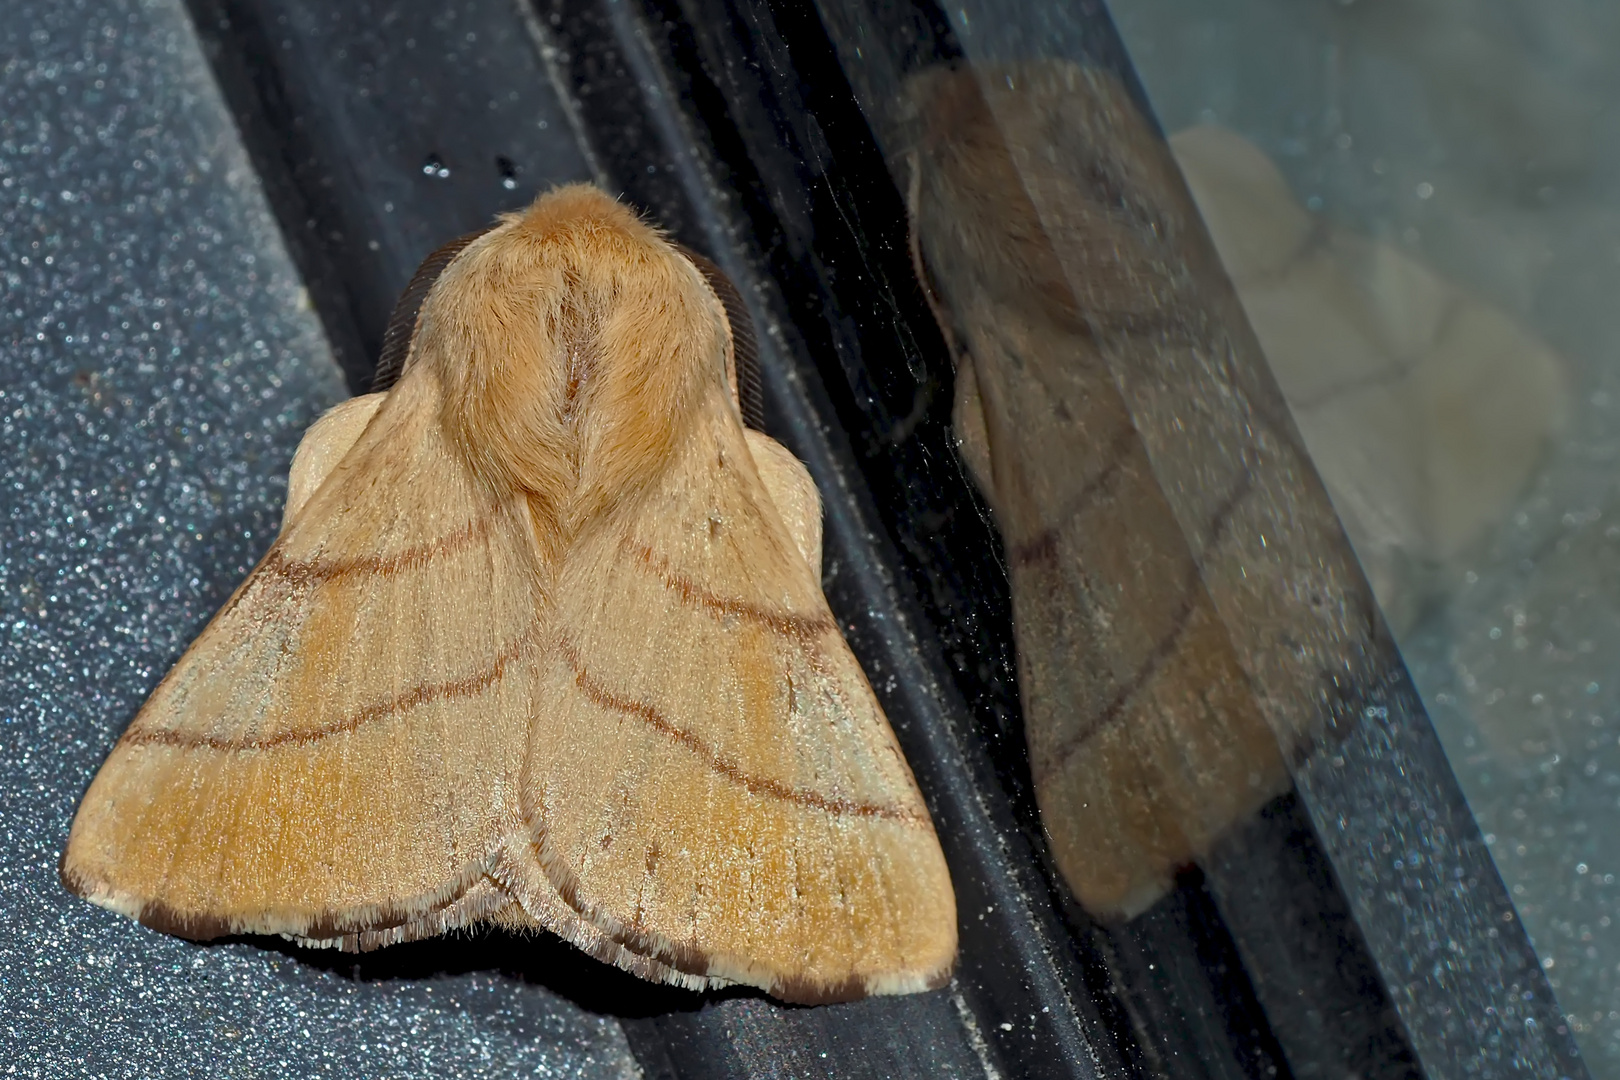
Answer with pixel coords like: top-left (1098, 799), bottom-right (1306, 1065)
top-left (489, 842), bottom-right (732, 992)
top-left (293, 874), bottom-right (518, 952)
top-left (291, 860), bottom-right (734, 994)
top-left (288, 846), bottom-right (736, 994)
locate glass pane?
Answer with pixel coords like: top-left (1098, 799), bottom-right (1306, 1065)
top-left (810, 0), bottom-right (1585, 1075)
top-left (1109, 0), bottom-right (1620, 1069)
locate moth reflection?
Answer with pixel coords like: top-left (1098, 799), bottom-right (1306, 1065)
top-left (899, 60), bottom-right (1561, 922)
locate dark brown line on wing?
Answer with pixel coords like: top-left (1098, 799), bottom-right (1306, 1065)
top-left (265, 516), bottom-right (492, 586)
top-left (1009, 424), bottom-right (1137, 566)
top-left (124, 625), bottom-right (534, 752)
top-left (524, 816), bottom-right (717, 982)
top-left (1195, 466), bottom-right (1255, 564)
top-left (630, 544), bottom-right (835, 640)
top-left (1049, 470), bottom-right (1256, 770)
top-left (556, 638), bottom-right (920, 824)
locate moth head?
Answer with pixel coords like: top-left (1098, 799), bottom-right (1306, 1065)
top-left (375, 210), bottom-right (766, 429)
top-left (396, 185), bottom-right (733, 527)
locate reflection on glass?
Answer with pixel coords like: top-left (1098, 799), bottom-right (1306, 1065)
top-left (808, 0), bottom-right (1580, 1069)
top-left (1111, 0), bottom-right (1620, 1065)
top-left (898, 61), bottom-right (1299, 920)
top-left (1171, 124), bottom-right (1570, 636)
top-left (890, 61), bottom-right (1454, 1077)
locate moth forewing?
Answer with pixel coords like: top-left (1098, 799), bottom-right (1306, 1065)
top-left (60, 364), bottom-right (540, 944)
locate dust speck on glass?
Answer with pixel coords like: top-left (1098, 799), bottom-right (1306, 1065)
top-left (0, 0), bottom-right (637, 1075)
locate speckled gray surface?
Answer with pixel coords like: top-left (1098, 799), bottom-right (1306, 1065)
top-left (0, 0), bottom-right (639, 1075)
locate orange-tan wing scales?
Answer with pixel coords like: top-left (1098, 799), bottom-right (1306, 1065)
top-left (519, 385), bottom-right (957, 1003)
top-left (61, 365), bottom-right (540, 942)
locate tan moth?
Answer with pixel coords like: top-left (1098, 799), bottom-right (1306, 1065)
top-left (61, 184), bottom-right (957, 1004)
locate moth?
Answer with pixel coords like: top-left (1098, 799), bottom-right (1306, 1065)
top-left (897, 62), bottom-right (1373, 919)
top-left (60, 184), bottom-right (957, 1004)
